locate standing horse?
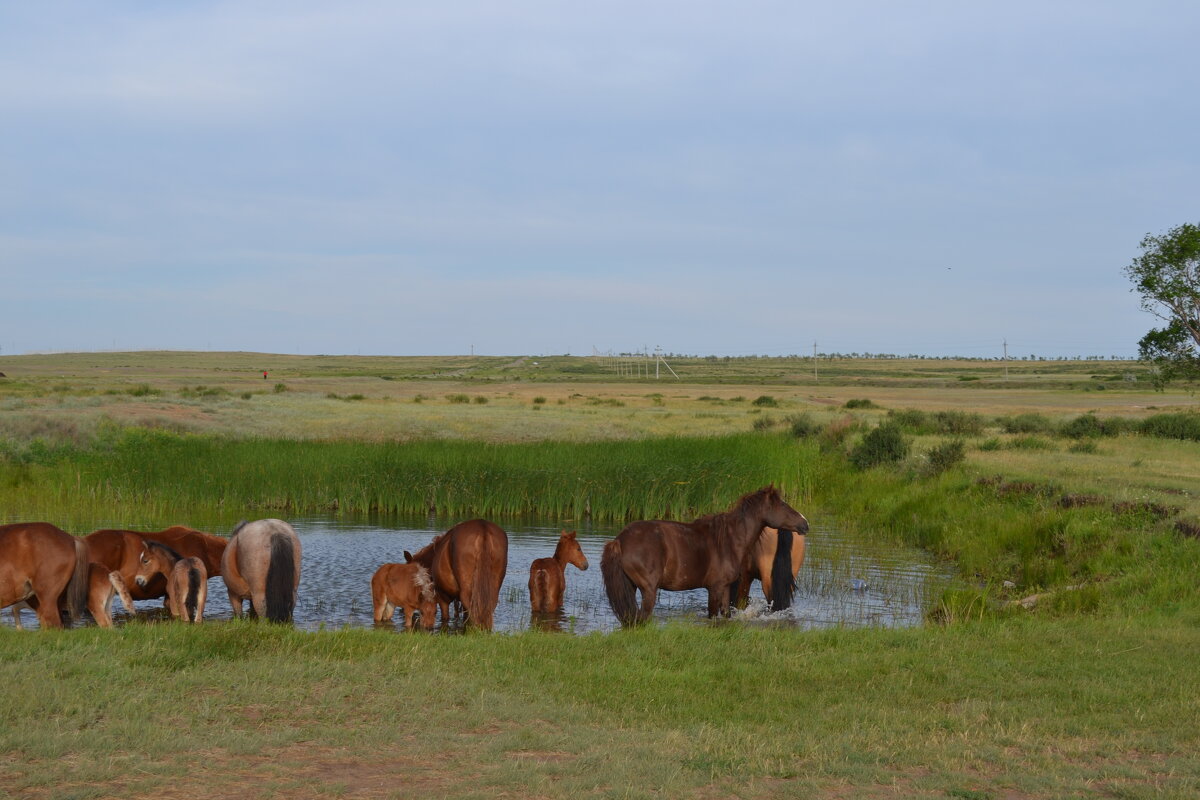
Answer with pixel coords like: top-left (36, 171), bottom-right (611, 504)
top-left (221, 519), bottom-right (302, 623)
top-left (404, 519), bottom-right (508, 631)
top-left (371, 562), bottom-right (437, 630)
top-left (0, 522), bottom-right (89, 629)
top-left (733, 527), bottom-right (807, 610)
top-left (601, 486), bottom-right (809, 626)
top-left (166, 557), bottom-right (208, 623)
top-left (9, 565), bottom-right (135, 630)
top-left (528, 531), bottom-right (589, 614)
top-left (86, 526), bottom-right (225, 601)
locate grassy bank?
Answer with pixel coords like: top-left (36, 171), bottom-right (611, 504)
top-left (2, 618), bottom-right (1197, 799)
top-left (0, 428), bottom-right (813, 525)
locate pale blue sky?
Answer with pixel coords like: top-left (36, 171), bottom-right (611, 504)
top-left (2, 2), bottom-right (1197, 357)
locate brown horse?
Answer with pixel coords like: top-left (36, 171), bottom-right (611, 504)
top-left (528, 530), bottom-right (589, 614)
top-left (733, 527), bottom-right (807, 610)
top-left (221, 519), bottom-right (302, 623)
top-left (404, 519), bottom-right (508, 631)
top-left (85, 526), bottom-right (225, 601)
top-left (371, 563), bottom-right (437, 630)
top-left (601, 486), bottom-right (809, 626)
top-left (9, 563), bottom-right (134, 630)
top-left (166, 557), bottom-right (208, 623)
top-left (0, 522), bottom-right (90, 628)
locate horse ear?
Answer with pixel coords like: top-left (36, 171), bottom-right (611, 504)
top-left (566, 530), bottom-right (576, 538)
top-left (404, 551), bottom-right (413, 562)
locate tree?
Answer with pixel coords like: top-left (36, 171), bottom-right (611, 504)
top-left (1125, 222), bottom-right (1200, 383)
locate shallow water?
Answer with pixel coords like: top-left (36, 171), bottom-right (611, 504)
top-left (3, 516), bottom-right (949, 633)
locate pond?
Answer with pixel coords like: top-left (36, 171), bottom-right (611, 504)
top-left (3, 516), bottom-right (950, 633)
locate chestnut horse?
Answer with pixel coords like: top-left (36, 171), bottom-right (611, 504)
top-left (601, 486), bottom-right (809, 626)
top-left (371, 562), bottom-right (437, 630)
top-left (404, 519), bottom-right (508, 631)
top-left (85, 526), bottom-right (225, 601)
top-left (733, 527), bottom-right (807, 611)
top-left (167, 557), bottom-right (208, 623)
top-left (0, 522), bottom-right (89, 628)
top-left (84, 529), bottom-right (186, 602)
top-left (528, 530), bottom-right (589, 614)
top-left (9, 565), bottom-right (135, 630)
top-left (221, 519), bottom-right (302, 623)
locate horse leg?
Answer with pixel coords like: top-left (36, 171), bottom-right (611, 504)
top-left (635, 582), bottom-right (658, 623)
top-left (706, 585), bottom-right (732, 618)
top-left (10, 602), bottom-right (31, 630)
top-left (227, 587), bottom-right (245, 618)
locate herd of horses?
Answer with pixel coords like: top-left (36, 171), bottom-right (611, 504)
top-left (0, 486), bottom-right (809, 632)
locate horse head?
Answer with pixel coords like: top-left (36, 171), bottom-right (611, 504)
top-left (135, 541), bottom-right (180, 587)
top-left (557, 530), bottom-right (589, 571)
top-left (756, 485), bottom-right (809, 535)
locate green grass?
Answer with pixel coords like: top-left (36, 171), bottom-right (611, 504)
top-left (0, 428), bottom-right (813, 524)
top-left (1, 617), bottom-right (1197, 798)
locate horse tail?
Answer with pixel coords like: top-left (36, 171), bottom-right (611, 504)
top-left (465, 532), bottom-right (501, 631)
top-left (768, 529), bottom-right (796, 611)
top-left (185, 565), bottom-right (201, 622)
top-left (601, 540), bottom-right (639, 625)
top-left (265, 533), bottom-right (297, 623)
top-left (532, 568), bottom-right (549, 611)
top-left (66, 537), bottom-right (90, 622)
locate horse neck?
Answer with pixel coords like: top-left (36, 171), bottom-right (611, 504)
top-left (552, 538), bottom-right (574, 567)
top-left (715, 500), bottom-right (764, 556)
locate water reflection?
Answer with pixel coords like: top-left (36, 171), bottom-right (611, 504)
top-left (2, 516), bottom-right (949, 633)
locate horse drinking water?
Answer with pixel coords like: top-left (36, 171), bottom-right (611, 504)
top-left (404, 519), bottom-right (508, 631)
top-left (528, 530), bottom-right (589, 614)
top-left (371, 562), bottom-right (437, 631)
top-left (222, 519), bottom-right (302, 623)
top-left (601, 486), bottom-right (809, 626)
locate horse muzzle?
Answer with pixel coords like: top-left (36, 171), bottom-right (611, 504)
top-left (135, 575), bottom-right (148, 587)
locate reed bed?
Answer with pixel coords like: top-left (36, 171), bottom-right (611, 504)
top-left (0, 428), bottom-right (813, 524)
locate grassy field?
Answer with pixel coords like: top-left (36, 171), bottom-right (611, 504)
top-left (2, 351), bottom-right (1199, 798)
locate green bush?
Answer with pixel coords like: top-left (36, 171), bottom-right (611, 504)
top-left (1138, 413), bottom-right (1200, 442)
top-left (926, 439), bottom-right (966, 474)
top-left (849, 423), bottom-right (910, 469)
top-left (843, 398), bottom-right (876, 409)
top-left (787, 413), bottom-right (822, 439)
top-left (1007, 435), bottom-right (1055, 451)
top-left (997, 413), bottom-right (1055, 434)
top-left (888, 409), bottom-right (929, 432)
top-left (473, 396), bottom-right (489, 404)
top-left (752, 416), bottom-right (778, 431)
top-left (751, 395), bottom-right (779, 408)
top-left (1060, 414), bottom-right (1131, 439)
top-left (445, 393), bottom-right (471, 404)
top-left (273, 383), bottom-right (288, 394)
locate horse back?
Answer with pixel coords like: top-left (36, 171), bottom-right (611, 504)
top-left (148, 527), bottom-right (227, 576)
top-left (614, 520), bottom-right (713, 591)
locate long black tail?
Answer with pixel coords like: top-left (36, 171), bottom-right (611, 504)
top-left (769, 530), bottom-right (796, 611)
top-left (185, 566), bottom-right (201, 622)
top-left (601, 540), bottom-right (639, 626)
top-left (265, 533), bottom-right (297, 623)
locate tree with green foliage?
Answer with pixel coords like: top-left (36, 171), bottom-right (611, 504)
top-left (1125, 222), bottom-right (1200, 383)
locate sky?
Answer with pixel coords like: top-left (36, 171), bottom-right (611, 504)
top-left (2, 2), bottom-right (1198, 358)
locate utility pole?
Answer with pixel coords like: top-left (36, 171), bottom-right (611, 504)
top-left (1003, 339), bottom-right (1009, 380)
top-left (813, 341), bottom-right (818, 383)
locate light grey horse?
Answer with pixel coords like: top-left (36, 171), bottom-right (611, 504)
top-left (221, 519), bottom-right (302, 623)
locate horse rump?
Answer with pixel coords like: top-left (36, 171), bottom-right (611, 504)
top-left (601, 540), bottom-right (640, 625)
top-left (463, 526), bottom-right (505, 631)
top-left (768, 529), bottom-right (796, 611)
top-left (185, 564), bottom-right (202, 621)
top-left (264, 532), bottom-right (297, 623)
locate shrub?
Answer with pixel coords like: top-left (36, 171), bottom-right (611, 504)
top-left (1068, 441), bottom-right (1098, 454)
top-left (127, 384), bottom-right (160, 397)
top-left (751, 395), bottom-right (779, 408)
top-left (1060, 414), bottom-right (1129, 439)
top-left (532, 396), bottom-right (546, 405)
top-left (888, 408), bottom-right (929, 432)
top-left (787, 413), bottom-right (822, 439)
top-left (273, 383), bottom-right (288, 393)
top-left (819, 416), bottom-right (856, 453)
top-left (1007, 436), bottom-right (1055, 451)
top-left (445, 394), bottom-right (471, 404)
top-left (843, 398), bottom-right (876, 409)
top-left (473, 396), bottom-right (489, 404)
top-left (931, 411), bottom-right (985, 436)
top-left (849, 423), bottom-right (910, 469)
top-left (997, 413), bottom-right (1054, 434)
top-left (926, 439), bottom-right (966, 474)
top-left (1139, 413), bottom-right (1200, 442)
top-left (977, 437), bottom-right (1002, 451)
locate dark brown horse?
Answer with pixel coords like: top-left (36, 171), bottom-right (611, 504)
top-left (528, 530), bottom-right (589, 614)
top-left (0, 522), bottom-right (89, 628)
top-left (601, 486), bottom-right (809, 626)
top-left (733, 527), bottom-right (807, 610)
top-left (404, 519), bottom-right (508, 631)
top-left (221, 519), bottom-right (302, 623)
top-left (85, 526), bottom-right (225, 601)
